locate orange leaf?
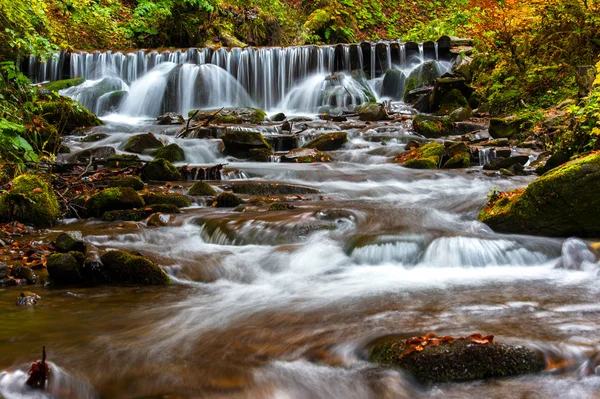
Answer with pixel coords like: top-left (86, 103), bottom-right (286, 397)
top-left (32, 188), bottom-right (43, 194)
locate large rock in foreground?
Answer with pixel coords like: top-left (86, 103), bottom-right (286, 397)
top-left (369, 334), bottom-right (545, 383)
top-left (0, 174), bottom-right (60, 226)
top-left (479, 152), bottom-right (600, 237)
top-left (100, 250), bottom-right (170, 285)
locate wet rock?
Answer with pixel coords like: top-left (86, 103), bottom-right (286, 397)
top-left (15, 292), bottom-right (41, 307)
top-left (226, 182), bottom-right (320, 195)
top-left (141, 158), bottom-right (182, 182)
top-left (157, 112), bottom-right (184, 125)
top-left (123, 132), bottom-right (164, 153)
top-left (221, 130), bottom-right (271, 158)
top-left (86, 187), bottom-right (145, 217)
top-left (146, 213), bottom-right (173, 227)
top-left (190, 107), bottom-right (266, 124)
top-left (81, 133), bottom-right (109, 143)
top-left (0, 263), bottom-right (7, 279)
top-left (14, 266), bottom-right (38, 284)
top-left (105, 154), bottom-right (143, 168)
top-left (536, 150), bottom-right (571, 175)
top-left (72, 146), bottom-right (116, 162)
top-left (442, 142), bottom-right (471, 169)
top-left (403, 61), bottom-right (441, 98)
top-left (429, 77), bottom-right (474, 113)
top-left (479, 152), bottom-right (600, 236)
top-left (357, 103), bottom-right (389, 121)
top-left (108, 176), bottom-right (145, 191)
top-left (40, 96), bottom-right (102, 133)
top-left (368, 335), bottom-right (545, 383)
top-left (268, 202), bottom-right (296, 211)
top-left (302, 132), bottom-right (348, 151)
top-left (47, 253), bottom-right (83, 284)
top-left (0, 174), bottom-right (60, 226)
top-left (149, 143), bottom-right (185, 163)
top-left (413, 117), bottom-right (443, 138)
top-left (271, 112), bottom-right (286, 122)
top-left (448, 107), bottom-right (472, 122)
top-left (188, 181), bottom-right (217, 196)
top-left (80, 245), bottom-right (107, 284)
top-left (100, 250), bottom-right (170, 285)
top-left (213, 192), bottom-right (244, 207)
top-left (489, 117), bottom-right (523, 139)
top-left (381, 68), bottom-right (406, 101)
top-left (401, 142), bottom-right (445, 169)
top-left (555, 238), bottom-right (598, 270)
top-left (141, 193), bottom-right (191, 208)
top-left (248, 148), bottom-right (273, 162)
top-left (280, 148), bottom-right (333, 163)
top-left (483, 156), bottom-right (529, 171)
top-left (102, 209), bottom-right (147, 222)
top-left (54, 232), bottom-right (86, 253)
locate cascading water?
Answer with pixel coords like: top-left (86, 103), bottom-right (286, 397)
top-left (28, 40), bottom-right (451, 117)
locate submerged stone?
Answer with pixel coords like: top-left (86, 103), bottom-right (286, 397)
top-left (479, 152), bottom-right (600, 236)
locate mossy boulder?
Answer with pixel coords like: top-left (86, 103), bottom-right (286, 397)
top-left (441, 142), bottom-right (471, 169)
top-left (403, 61), bottom-right (441, 99)
top-left (54, 232), bottom-right (86, 253)
top-left (142, 193), bottom-right (191, 208)
top-left (0, 174), bottom-right (59, 226)
top-left (479, 152), bottom-right (600, 236)
top-left (190, 107), bottom-right (266, 124)
top-left (108, 176), bottom-right (145, 191)
top-left (141, 158), bottom-right (182, 182)
top-left (357, 103), bottom-right (389, 121)
top-left (448, 107), bottom-right (472, 122)
top-left (149, 143), bottom-right (184, 162)
top-left (489, 117), bottom-right (523, 139)
top-left (81, 133), bottom-right (109, 143)
top-left (100, 250), bottom-right (170, 285)
top-left (400, 142), bottom-right (445, 170)
top-left (302, 132), bottom-right (348, 151)
top-left (248, 148), bottom-right (273, 162)
top-left (227, 182), bottom-right (320, 195)
top-left (39, 78), bottom-right (85, 94)
top-left (86, 187), bottom-right (144, 217)
top-left (188, 181), bottom-right (217, 196)
top-left (213, 192), bottom-right (244, 207)
top-left (271, 112), bottom-right (287, 122)
top-left (221, 131), bottom-right (271, 158)
top-left (105, 154), bottom-right (142, 168)
top-left (369, 335), bottom-right (546, 383)
top-left (429, 77), bottom-right (474, 112)
top-left (40, 97), bottom-right (102, 133)
top-left (413, 117), bottom-right (442, 138)
top-left (102, 209), bottom-right (147, 222)
top-left (123, 133), bottom-right (164, 153)
top-left (46, 253), bottom-right (83, 284)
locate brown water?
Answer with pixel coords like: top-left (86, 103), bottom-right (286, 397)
top-left (2, 120), bottom-right (600, 398)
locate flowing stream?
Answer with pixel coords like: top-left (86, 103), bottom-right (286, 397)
top-left (2, 43), bottom-right (600, 398)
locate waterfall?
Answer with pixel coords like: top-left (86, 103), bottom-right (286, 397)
top-left (28, 39), bottom-right (453, 116)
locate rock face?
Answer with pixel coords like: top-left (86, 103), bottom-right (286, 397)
top-left (479, 152), bottom-right (600, 236)
top-left (302, 132), bottom-right (348, 151)
top-left (0, 174), bottom-right (60, 226)
top-left (123, 133), bottom-right (164, 153)
top-left (141, 158), bottom-right (182, 181)
top-left (221, 131), bottom-right (271, 158)
top-left (100, 250), bottom-right (170, 285)
top-left (86, 187), bottom-right (144, 217)
top-left (369, 334), bottom-right (546, 383)
top-left (150, 143), bottom-right (185, 162)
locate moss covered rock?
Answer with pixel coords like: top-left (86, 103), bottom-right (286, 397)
top-left (448, 107), bottom-right (472, 122)
top-left (227, 182), bottom-right (320, 195)
top-left (40, 97), bottom-right (102, 133)
top-left (108, 176), bottom-right (145, 191)
top-left (190, 107), bottom-right (266, 124)
top-left (442, 142), bottom-right (471, 169)
top-left (369, 335), bottom-right (546, 383)
top-left (188, 181), bottom-right (217, 196)
top-left (0, 174), bottom-right (59, 226)
top-left (141, 158), bottom-right (182, 182)
top-left (302, 132), bottom-right (348, 151)
top-left (100, 250), bottom-right (170, 285)
top-left (54, 232), bottom-right (86, 253)
top-left (489, 117), bottom-right (522, 139)
top-left (102, 209), bottom-right (147, 222)
top-left (149, 143), bottom-right (185, 162)
top-left (86, 187), bottom-right (144, 217)
top-left (123, 133), bottom-right (164, 153)
top-left (248, 148), bottom-right (273, 162)
top-left (479, 152), bottom-right (600, 236)
top-left (47, 253), bottom-right (83, 284)
top-left (39, 78), bottom-right (85, 94)
top-left (142, 192), bottom-right (191, 208)
top-left (213, 192), bottom-right (244, 207)
top-left (403, 61), bottom-right (441, 99)
top-left (221, 130), bottom-right (271, 158)
top-left (429, 77), bottom-right (474, 113)
top-left (413, 118), bottom-right (442, 138)
top-left (106, 154), bottom-right (142, 168)
top-left (81, 133), bottom-right (109, 143)
top-left (357, 103), bottom-right (389, 121)
top-left (400, 142), bottom-right (445, 170)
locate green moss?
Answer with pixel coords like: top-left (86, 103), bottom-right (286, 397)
top-left (41, 97), bottom-right (102, 133)
top-left (442, 152), bottom-right (471, 168)
top-left (229, 182), bottom-right (320, 195)
top-left (86, 187), bottom-right (144, 217)
top-left (0, 174), bottom-right (60, 226)
top-left (46, 253), bottom-right (82, 284)
top-left (68, 250), bottom-right (85, 265)
top-left (149, 143), bottom-right (184, 162)
top-left (401, 142), bottom-right (445, 170)
top-left (141, 158), bottom-right (182, 182)
top-left (100, 250), bottom-right (170, 285)
top-left (302, 132), bottom-right (348, 151)
top-left (413, 116), bottom-right (443, 138)
top-left (188, 181), bottom-right (217, 196)
top-left (123, 133), bottom-right (163, 153)
top-left (102, 209), bottom-right (147, 221)
top-left (479, 152), bottom-right (600, 236)
top-left (108, 176), bottom-right (145, 191)
top-left (368, 336), bottom-right (546, 383)
top-left (189, 107), bottom-right (266, 124)
top-left (54, 232), bottom-right (86, 253)
top-left (438, 89), bottom-right (469, 113)
top-left (213, 192), bottom-right (244, 207)
top-left (221, 131), bottom-right (271, 158)
top-left (404, 156), bottom-right (439, 169)
top-left (40, 78), bottom-right (85, 93)
top-left (142, 193), bottom-right (191, 208)
top-left (489, 117), bottom-right (520, 139)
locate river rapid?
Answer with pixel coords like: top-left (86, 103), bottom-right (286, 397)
top-left (1, 114), bottom-right (600, 398)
